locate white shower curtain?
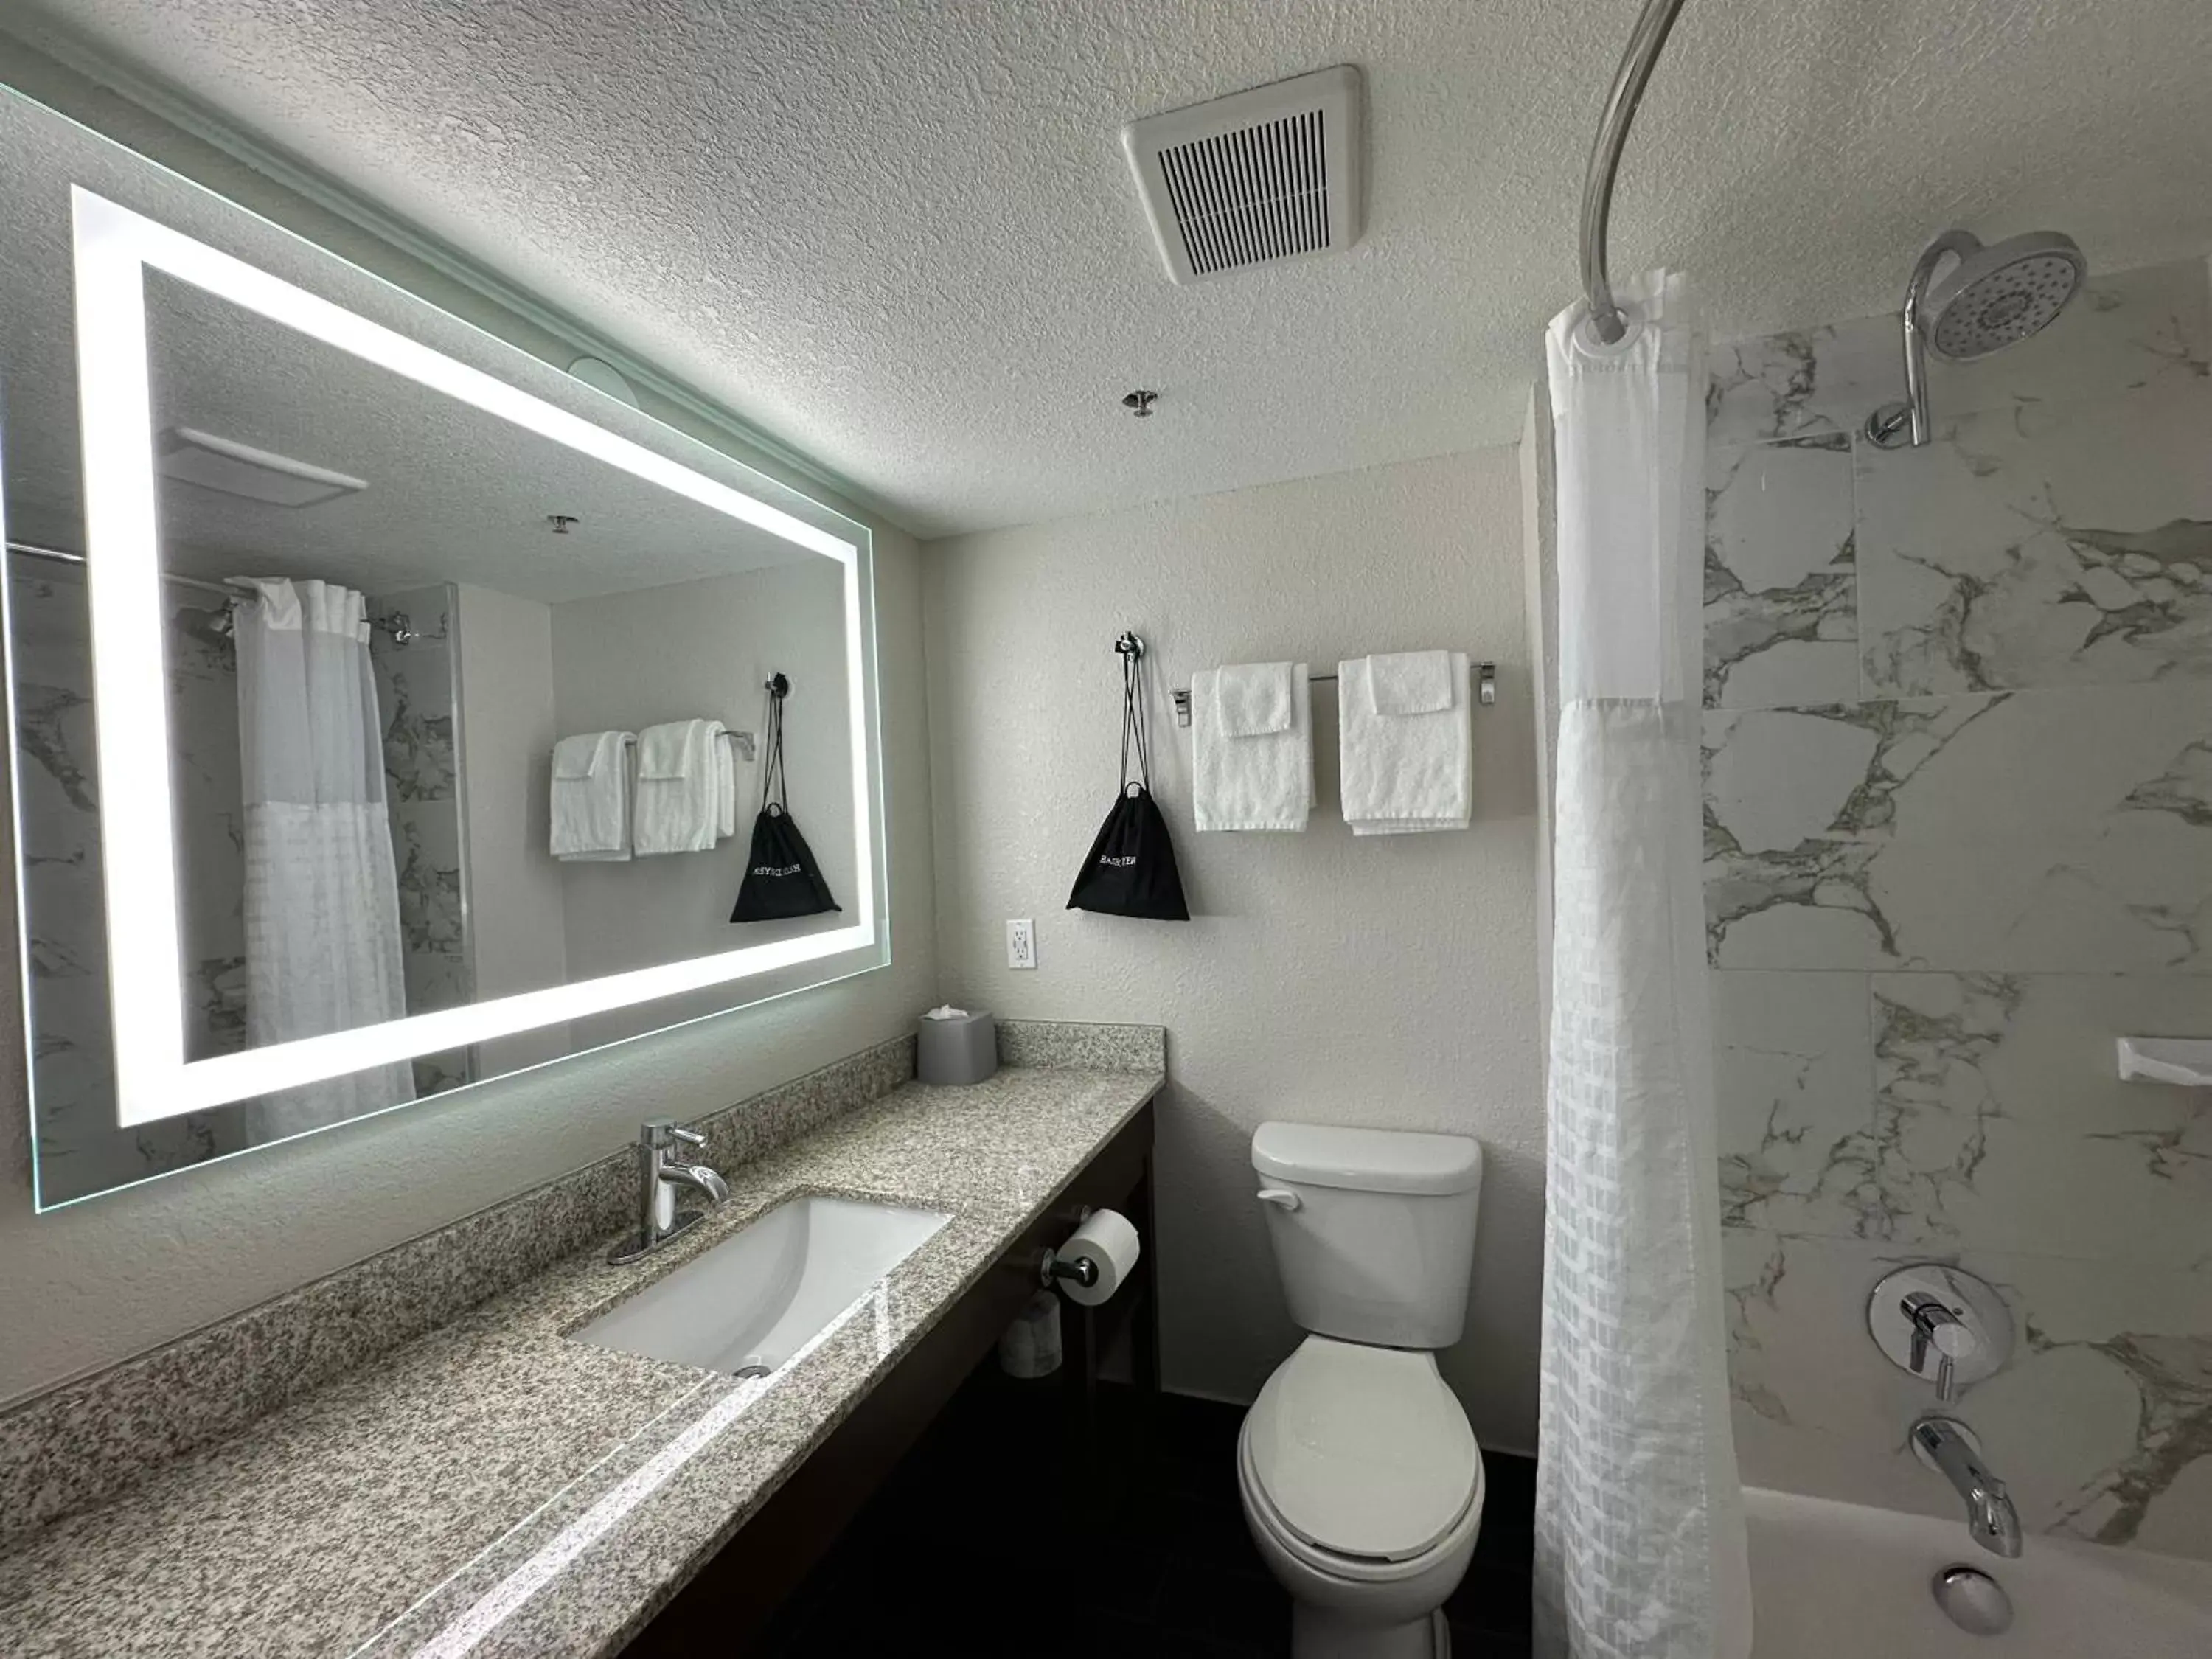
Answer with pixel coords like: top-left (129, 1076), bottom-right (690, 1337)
top-left (1533, 272), bottom-right (1750, 1659)
top-left (234, 577), bottom-right (414, 1142)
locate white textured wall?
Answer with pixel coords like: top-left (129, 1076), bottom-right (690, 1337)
top-left (455, 582), bottom-right (571, 1075)
top-left (923, 451), bottom-right (1544, 1450)
top-left (0, 528), bottom-right (935, 1406)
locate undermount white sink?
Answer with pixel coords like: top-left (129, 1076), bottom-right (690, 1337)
top-left (573, 1195), bottom-right (951, 1377)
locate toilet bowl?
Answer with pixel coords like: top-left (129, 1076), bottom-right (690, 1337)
top-left (1239, 1336), bottom-right (1484, 1656)
top-left (1238, 1123), bottom-right (1488, 1658)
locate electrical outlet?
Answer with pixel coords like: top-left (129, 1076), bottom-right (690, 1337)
top-left (1006, 918), bottom-right (1037, 970)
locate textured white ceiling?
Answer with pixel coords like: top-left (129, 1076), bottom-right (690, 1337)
top-left (11, 1), bottom-right (2212, 537)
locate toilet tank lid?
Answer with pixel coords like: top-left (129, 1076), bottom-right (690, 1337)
top-left (1251, 1123), bottom-right (1482, 1195)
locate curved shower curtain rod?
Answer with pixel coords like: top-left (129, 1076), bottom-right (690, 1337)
top-left (1580, 0), bottom-right (1691, 344)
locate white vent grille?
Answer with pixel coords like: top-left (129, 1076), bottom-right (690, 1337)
top-left (1123, 66), bottom-right (1363, 285)
top-left (1158, 111), bottom-right (1332, 276)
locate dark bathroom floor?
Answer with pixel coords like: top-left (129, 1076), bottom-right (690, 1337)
top-left (759, 1362), bottom-right (1536, 1657)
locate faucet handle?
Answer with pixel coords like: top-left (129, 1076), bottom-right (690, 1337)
top-left (1930, 1318), bottom-right (1978, 1403)
top-left (638, 1118), bottom-right (706, 1154)
top-left (1873, 1266), bottom-right (2014, 1406)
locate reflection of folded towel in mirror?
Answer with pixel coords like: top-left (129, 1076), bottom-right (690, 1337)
top-left (634, 719), bottom-right (723, 855)
top-left (551, 730), bottom-right (633, 860)
top-left (714, 726), bottom-right (738, 841)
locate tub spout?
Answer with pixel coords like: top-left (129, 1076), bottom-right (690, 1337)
top-left (1912, 1416), bottom-right (2023, 1558)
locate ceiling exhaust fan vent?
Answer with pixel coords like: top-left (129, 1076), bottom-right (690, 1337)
top-left (1121, 66), bottom-right (1364, 285)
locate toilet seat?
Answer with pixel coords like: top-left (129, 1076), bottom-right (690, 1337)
top-left (1241, 1335), bottom-right (1482, 1566)
top-left (1241, 1433), bottom-right (1484, 1591)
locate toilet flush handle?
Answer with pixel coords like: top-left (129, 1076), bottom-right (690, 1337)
top-left (1256, 1188), bottom-right (1301, 1211)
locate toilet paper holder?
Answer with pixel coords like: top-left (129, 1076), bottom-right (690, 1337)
top-left (1038, 1205), bottom-right (1141, 1308)
top-left (1037, 1206), bottom-right (1102, 1290)
top-left (1037, 1250), bottom-right (1100, 1291)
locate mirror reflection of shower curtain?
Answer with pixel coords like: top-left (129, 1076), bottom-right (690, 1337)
top-left (1533, 272), bottom-right (1750, 1659)
top-left (232, 577), bottom-right (414, 1142)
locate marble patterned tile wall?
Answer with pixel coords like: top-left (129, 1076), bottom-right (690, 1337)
top-left (1703, 256), bottom-right (2212, 1557)
top-left (368, 584), bottom-right (473, 1095)
top-left (9, 563), bottom-right (251, 1204)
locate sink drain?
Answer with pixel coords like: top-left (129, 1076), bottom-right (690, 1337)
top-left (731, 1361), bottom-right (773, 1380)
top-left (1932, 1565), bottom-right (2012, 1635)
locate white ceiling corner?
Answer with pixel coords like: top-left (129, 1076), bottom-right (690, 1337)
top-left (10, 0), bottom-right (2212, 540)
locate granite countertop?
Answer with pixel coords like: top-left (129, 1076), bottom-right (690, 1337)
top-left (0, 1065), bottom-right (1161, 1659)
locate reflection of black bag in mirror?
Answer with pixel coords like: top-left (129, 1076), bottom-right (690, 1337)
top-left (731, 805), bottom-right (838, 921)
top-left (1067, 638), bottom-right (1188, 921)
top-left (731, 678), bottom-right (841, 922)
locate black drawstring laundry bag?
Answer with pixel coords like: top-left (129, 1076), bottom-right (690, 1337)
top-left (731, 678), bottom-right (841, 922)
top-left (1066, 640), bottom-right (1189, 921)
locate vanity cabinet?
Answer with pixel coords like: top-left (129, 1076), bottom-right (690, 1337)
top-left (627, 1101), bottom-right (1158, 1652)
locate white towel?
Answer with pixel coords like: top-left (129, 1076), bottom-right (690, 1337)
top-left (1193, 662), bottom-right (1312, 832)
top-left (633, 719), bottom-right (720, 855)
top-left (1339, 651), bottom-right (1472, 835)
top-left (1216, 661), bottom-right (1295, 736)
top-left (550, 731), bottom-right (633, 861)
top-left (1369, 648), bottom-right (1455, 714)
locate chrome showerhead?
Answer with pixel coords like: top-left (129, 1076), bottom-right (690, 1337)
top-left (1866, 229), bottom-right (2087, 448)
top-left (1923, 231), bottom-right (2085, 361)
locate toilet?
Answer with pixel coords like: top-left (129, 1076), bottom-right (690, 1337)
top-left (1239, 1122), bottom-right (1486, 1659)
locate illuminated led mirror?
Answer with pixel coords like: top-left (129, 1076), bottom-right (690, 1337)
top-left (2, 91), bottom-right (886, 1206)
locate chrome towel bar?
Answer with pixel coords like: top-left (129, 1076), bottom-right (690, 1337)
top-left (1167, 661), bottom-right (1496, 728)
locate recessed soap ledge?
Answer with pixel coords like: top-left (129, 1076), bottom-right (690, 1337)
top-left (0, 1018), bottom-right (1163, 1659)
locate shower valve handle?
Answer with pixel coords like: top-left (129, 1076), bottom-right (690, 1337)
top-left (1868, 1265), bottom-right (2013, 1405)
top-left (1904, 1292), bottom-right (1976, 1402)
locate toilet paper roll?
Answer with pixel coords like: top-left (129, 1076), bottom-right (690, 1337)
top-left (998, 1290), bottom-right (1062, 1379)
top-left (1054, 1208), bottom-right (1141, 1307)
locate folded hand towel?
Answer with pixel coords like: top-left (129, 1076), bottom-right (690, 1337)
top-left (1368, 648), bottom-right (1454, 715)
top-left (634, 719), bottom-right (720, 855)
top-left (1194, 662), bottom-right (1312, 832)
top-left (550, 731), bottom-right (633, 860)
top-left (1215, 661), bottom-right (1295, 736)
top-left (1339, 651), bottom-right (1472, 835)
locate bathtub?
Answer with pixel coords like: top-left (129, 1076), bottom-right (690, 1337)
top-left (1747, 1487), bottom-right (2212, 1658)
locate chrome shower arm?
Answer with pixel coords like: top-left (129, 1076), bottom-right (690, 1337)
top-left (1868, 229), bottom-right (1980, 449)
top-left (1580, 0), bottom-right (1691, 344)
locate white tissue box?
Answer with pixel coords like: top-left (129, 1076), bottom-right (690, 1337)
top-left (917, 1008), bottom-right (997, 1086)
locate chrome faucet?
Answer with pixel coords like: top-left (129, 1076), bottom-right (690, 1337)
top-left (1913, 1416), bottom-right (2023, 1557)
top-left (609, 1119), bottom-right (730, 1265)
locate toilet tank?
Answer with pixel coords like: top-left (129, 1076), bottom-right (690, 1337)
top-left (1251, 1122), bottom-right (1483, 1350)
